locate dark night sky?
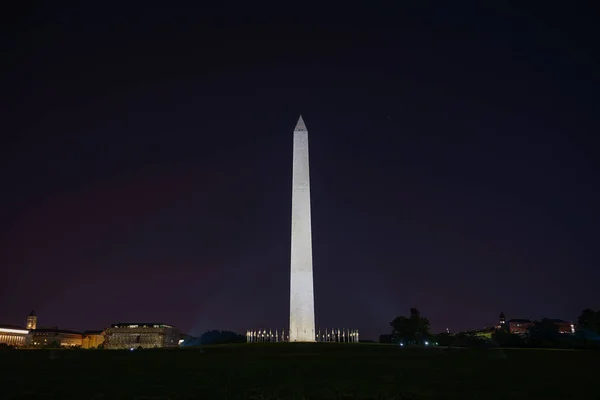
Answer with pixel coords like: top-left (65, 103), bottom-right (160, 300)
top-left (1, 3), bottom-right (599, 339)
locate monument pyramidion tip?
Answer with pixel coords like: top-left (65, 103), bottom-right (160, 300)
top-left (294, 115), bottom-right (307, 132)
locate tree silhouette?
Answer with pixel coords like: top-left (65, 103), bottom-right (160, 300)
top-left (578, 309), bottom-right (600, 335)
top-left (527, 318), bottom-right (560, 348)
top-left (389, 308), bottom-right (430, 344)
top-left (199, 330), bottom-right (245, 345)
top-left (492, 329), bottom-right (526, 347)
top-left (379, 334), bottom-right (392, 344)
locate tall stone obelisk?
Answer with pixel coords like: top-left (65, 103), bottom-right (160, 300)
top-left (289, 115), bottom-right (316, 342)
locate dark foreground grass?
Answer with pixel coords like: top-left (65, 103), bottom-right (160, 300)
top-left (0, 343), bottom-right (599, 399)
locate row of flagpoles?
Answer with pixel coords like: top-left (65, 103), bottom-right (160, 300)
top-left (246, 329), bottom-right (359, 343)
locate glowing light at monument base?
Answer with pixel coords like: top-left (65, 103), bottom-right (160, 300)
top-left (246, 329), bottom-right (360, 343)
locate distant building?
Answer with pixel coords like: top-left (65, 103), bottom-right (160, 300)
top-left (507, 319), bottom-right (534, 334)
top-left (495, 312), bottom-right (508, 330)
top-left (499, 312), bottom-right (506, 327)
top-left (26, 310), bottom-right (37, 330)
top-left (103, 323), bottom-right (180, 349)
top-left (82, 330), bottom-right (106, 349)
top-left (546, 319), bottom-right (575, 334)
top-left (0, 325), bottom-right (29, 347)
top-left (504, 318), bottom-right (575, 335)
top-left (29, 328), bottom-right (83, 347)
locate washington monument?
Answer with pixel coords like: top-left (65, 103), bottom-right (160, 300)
top-left (289, 115), bottom-right (316, 342)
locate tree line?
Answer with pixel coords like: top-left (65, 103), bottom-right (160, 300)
top-left (378, 308), bottom-right (600, 349)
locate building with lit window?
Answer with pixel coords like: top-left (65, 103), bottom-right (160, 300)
top-left (547, 319), bottom-right (576, 334)
top-left (29, 328), bottom-right (83, 347)
top-left (498, 312), bottom-right (506, 328)
top-left (507, 319), bottom-right (534, 334)
top-left (504, 318), bottom-right (575, 335)
top-left (82, 330), bottom-right (106, 349)
top-left (26, 310), bottom-right (37, 330)
top-left (0, 325), bottom-right (29, 347)
top-left (103, 323), bottom-right (180, 349)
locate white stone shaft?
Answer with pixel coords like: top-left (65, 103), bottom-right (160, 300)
top-left (289, 115), bottom-right (316, 342)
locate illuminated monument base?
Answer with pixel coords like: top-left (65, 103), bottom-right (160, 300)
top-left (246, 329), bottom-right (359, 343)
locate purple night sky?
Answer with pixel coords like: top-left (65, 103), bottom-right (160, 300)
top-left (1, 3), bottom-right (598, 339)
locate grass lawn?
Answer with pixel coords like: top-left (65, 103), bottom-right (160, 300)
top-left (0, 343), bottom-right (599, 399)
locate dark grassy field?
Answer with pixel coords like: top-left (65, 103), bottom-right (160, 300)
top-left (0, 343), bottom-right (599, 399)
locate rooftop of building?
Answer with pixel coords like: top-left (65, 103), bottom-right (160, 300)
top-left (111, 322), bottom-right (175, 328)
top-left (0, 324), bottom-right (28, 331)
top-left (507, 318), bottom-right (571, 324)
top-left (82, 330), bottom-right (105, 335)
top-left (31, 328), bottom-right (82, 335)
